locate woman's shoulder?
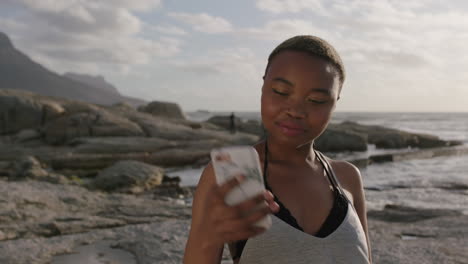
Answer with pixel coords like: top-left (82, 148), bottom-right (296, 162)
top-left (321, 155), bottom-right (364, 204)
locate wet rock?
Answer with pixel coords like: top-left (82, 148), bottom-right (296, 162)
top-left (367, 204), bottom-right (462, 223)
top-left (335, 121), bottom-right (460, 149)
top-left (369, 146), bottom-right (468, 163)
top-left (91, 160), bottom-right (164, 193)
top-left (315, 127), bottom-right (368, 152)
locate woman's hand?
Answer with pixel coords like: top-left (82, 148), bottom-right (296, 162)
top-left (184, 164), bottom-right (279, 264)
top-left (200, 175), bottom-right (279, 246)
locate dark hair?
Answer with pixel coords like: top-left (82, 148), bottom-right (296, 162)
top-left (265, 35), bottom-right (345, 87)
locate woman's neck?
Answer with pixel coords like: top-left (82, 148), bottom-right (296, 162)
top-left (265, 139), bottom-right (316, 166)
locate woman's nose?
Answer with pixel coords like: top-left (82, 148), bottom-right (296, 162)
top-left (285, 98), bottom-right (307, 119)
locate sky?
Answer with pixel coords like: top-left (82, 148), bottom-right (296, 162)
top-left (1, 0), bottom-right (468, 112)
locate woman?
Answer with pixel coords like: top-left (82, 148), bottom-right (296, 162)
top-left (184, 35), bottom-right (372, 263)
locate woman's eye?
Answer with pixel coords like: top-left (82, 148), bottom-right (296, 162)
top-left (272, 89), bottom-right (288, 96)
top-left (307, 98), bottom-right (327, 104)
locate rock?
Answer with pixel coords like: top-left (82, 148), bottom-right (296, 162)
top-left (11, 155), bottom-right (49, 179)
top-left (368, 209), bottom-right (468, 264)
top-left (0, 177), bottom-right (190, 241)
top-left (8, 156), bottom-right (70, 184)
top-left (43, 109), bottom-right (145, 144)
top-left (153, 175), bottom-right (193, 199)
top-left (69, 137), bottom-right (177, 154)
top-left (146, 148), bottom-right (211, 167)
top-left (207, 115), bottom-right (263, 136)
top-left (13, 129), bottom-right (41, 143)
top-left (367, 204), bottom-right (462, 223)
top-left (92, 160), bottom-right (164, 193)
top-left (138, 101), bottom-right (186, 120)
top-left (335, 121), bottom-right (460, 149)
top-left (109, 108), bottom-right (259, 145)
top-left (315, 127), bottom-right (368, 152)
top-left (369, 146), bottom-right (468, 163)
top-left (111, 102), bottom-right (136, 111)
top-left (0, 89), bottom-right (65, 135)
top-left (45, 139), bottom-right (224, 171)
top-left (347, 158), bottom-right (371, 168)
top-left (162, 175), bottom-right (181, 186)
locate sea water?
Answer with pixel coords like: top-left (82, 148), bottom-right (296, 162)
top-left (174, 112), bottom-right (468, 211)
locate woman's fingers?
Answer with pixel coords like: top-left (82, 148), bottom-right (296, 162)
top-left (217, 174), bottom-right (245, 198)
top-left (232, 192), bottom-right (266, 214)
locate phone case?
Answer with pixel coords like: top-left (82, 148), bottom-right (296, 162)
top-left (211, 146), bottom-right (272, 229)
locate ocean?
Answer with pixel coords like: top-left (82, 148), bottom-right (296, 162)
top-left (171, 112), bottom-right (468, 212)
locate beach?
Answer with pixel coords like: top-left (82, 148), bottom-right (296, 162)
top-left (0, 93), bottom-right (467, 264)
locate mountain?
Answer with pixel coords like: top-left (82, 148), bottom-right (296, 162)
top-left (63, 73), bottom-right (120, 95)
top-left (0, 32), bottom-right (146, 107)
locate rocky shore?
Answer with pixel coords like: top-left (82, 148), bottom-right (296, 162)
top-left (1, 174), bottom-right (467, 264)
top-left (1, 89), bottom-right (467, 263)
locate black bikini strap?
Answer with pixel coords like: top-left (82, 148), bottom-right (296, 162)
top-left (315, 150), bottom-right (352, 204)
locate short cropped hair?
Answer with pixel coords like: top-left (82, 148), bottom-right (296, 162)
top-left (265, 35), bottom-right (345, 87)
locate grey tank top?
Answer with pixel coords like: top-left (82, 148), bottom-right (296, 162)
top-left (238, 151), bottom-right (370, 264)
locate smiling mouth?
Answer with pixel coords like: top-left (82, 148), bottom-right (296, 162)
top-left (276, 122), bottom-right (306, 136)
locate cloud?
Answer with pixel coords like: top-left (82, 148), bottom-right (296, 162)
top-left (151, 24), bottom-right (188, 36)
top-left (171, 47), bottom-right (262, 78)
top-left (0, 0), bottom-right (179, 75)
top-left (240, 19), bottom-right (334, 42)
top-left (168, 12), bottom-right (233, 33)
top-left (255, 0), bottom-right (327, 14)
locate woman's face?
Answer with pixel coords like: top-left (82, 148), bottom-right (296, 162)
top-left (261, 50), bottom-right (341, 148)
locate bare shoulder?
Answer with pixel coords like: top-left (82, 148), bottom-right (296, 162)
top-left (327, 158), bottom-right (364, 204)
top-left (329, 159), bottom-right (362, 186)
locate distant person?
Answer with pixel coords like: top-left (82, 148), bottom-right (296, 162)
top-left (184, 35), bottom-right (372, 263)
top-left (230, 112), bottom-right (236, 134)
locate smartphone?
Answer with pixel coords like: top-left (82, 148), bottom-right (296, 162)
top-left (211, 146), bottom-right (272, 229)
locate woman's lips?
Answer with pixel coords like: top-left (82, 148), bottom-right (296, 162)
top-left (276, 122), bottom-right (306, 136)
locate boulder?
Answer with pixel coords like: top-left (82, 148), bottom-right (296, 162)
top-left (315, 127), bottom-right (368, 152)
top-left (91, 160), bottom-right (164, 193)
top-left (333, 121), bottom-right (460, 149)
top-left (11, 156), bottom-right (48, 179)
top-left (43, 109), bottom-right (145, 144)
top-left (69, 137), bottom-right (232, 156)
top-left (110, 102), bottom-right (135, 112)
top-left (138, 101), bottom-right (185, 120)
top-left (12, 129), bottom-right (41, 143)
top-left (69, 137), bottom-right (177, 154)
top-left (0, 89), bottom-right (65, 134)
top-left (128, 113), bottom-right (259, 143)
top-left (9, 155), bottom-right (69, 184)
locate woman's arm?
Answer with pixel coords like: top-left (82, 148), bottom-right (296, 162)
top-left (184, 164), bottom-right (224, 263)
top-left (184, 163), bottom-right (278, 264)
top-left (332, 161), bottom-right (373, 264)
